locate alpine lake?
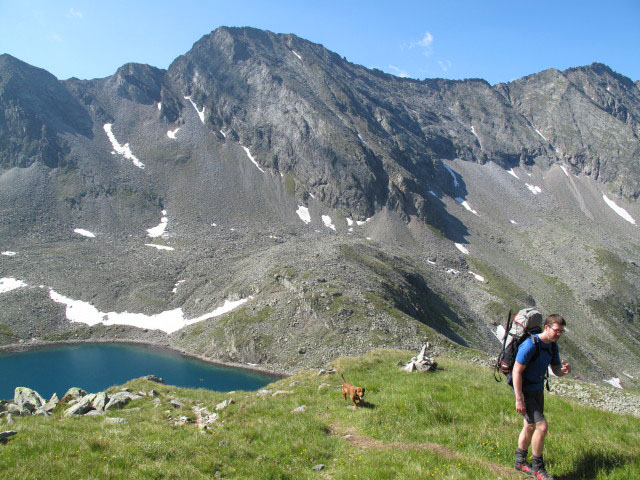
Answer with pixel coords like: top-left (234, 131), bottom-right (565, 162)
top-left (0, 342), bottom-right (278, 400)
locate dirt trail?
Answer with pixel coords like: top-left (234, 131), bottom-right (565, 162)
top-left (329, 424), bottom-right (522, 479)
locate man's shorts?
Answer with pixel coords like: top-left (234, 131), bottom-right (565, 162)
top-left (523, 390), bottom-right (545, 424)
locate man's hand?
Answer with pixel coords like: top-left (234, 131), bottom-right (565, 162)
top-left (516, 397), bottom-right (526, 416)
top-left (561, 360), bottom-right (571, 375)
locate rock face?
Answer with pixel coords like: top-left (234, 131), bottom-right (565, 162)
top-left (0, 27), bottom-right (638, 388)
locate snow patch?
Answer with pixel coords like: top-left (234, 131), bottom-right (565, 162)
top-left (147, 210), bottom-right (168, 238)
top-left (172, 280), bottom-right (186, 294)
top-left (356, 218), bottom-right (371, 226)
top-left (167, 127), bottom-right (180, 139)
top-left (0, 277), bottom-right (27, 293)
top-left (241, 146), bottom-right (265, 173)
top-left (533, 126), bottom-right (548, 142)
top-left (220, 130), bottom-right (227, 138)
top-left (443, 164), bottom-right (459, 187)
top-left (1, 251), bottom-right (16, 256)
top-left (623, 372), bottom-right (635, 379)
top-left (602, 195), bottom-right (636, 225)
top-left (322, 215), bottom-right (336, 231)
top-left (291, 50), bottom-right (302, 60)
top-left (184, 96), bottom-right (205, 124)
top-left (429, 190), bottom-right (438, 197)
top-left (604, 378), bottom-right (623, 389)
top-left (469, 271), bottom-right (485, 282)
top-left (427, 260), bottom-right (436, 265)
top-left (455, 198), bottom-right (479, 216)
top-left (157, 102), bottom-right (162, 110)
top-left (455, 243), bottom-right (469, 255)
top-left (49, 289), bottom-right (250, 334)
top-left (446, 268), bottom-right (459, 275)
top-left (296, 206), bottom-right (311, 224)
top-left (346, 218), bottom-right (354, 226)
top-left (508, 168), bottom-right (519, 179)
top-left (74, 228), bottom-right (95, 238)
top-left (560, 165), bottom-right (570, 177)
top-left (510, 220), bottom-right (518, 225)
top-left (525, 184), bottom-right (542, 195)
top-left (145, 244), bottom-right (174, 251)
top-left (103, 124), bottom-right (145, 169)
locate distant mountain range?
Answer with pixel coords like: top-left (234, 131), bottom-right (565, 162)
top-left (1, 27), bottom-right (638, 388)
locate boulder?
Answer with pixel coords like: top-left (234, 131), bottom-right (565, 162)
top-left (44, 393), bottom-right (59, 413)
top-left (64, 400), bottom-right (93, 417)
top-left (91, 392), bottom-right (109, 412)
top-left (215, 398), bottom-right (235, 411)
top-left (142, 375), bottom-right (165, 384)
top-left (6, 403), bottom-right (28, 416)
top-left (104, 391), bottom-right (138, 411)
top-left (62, 387), bottom-right (87, 402)
top-left (14, 387), bottom-right (46, 413)
top-left (291, 405), bottom-right (308, 414)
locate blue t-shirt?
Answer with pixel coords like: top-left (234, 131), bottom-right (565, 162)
top-left (515, 334), bottom-right (561, 391)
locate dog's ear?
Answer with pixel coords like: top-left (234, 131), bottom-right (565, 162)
top-left (361, 387), bottom-right (365, 394)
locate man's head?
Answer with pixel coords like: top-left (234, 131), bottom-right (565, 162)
top-left (543, 314), bottom-right (566, 341)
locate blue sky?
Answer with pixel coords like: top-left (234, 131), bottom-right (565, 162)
top-left (1, 0), bottom-right (638, 85)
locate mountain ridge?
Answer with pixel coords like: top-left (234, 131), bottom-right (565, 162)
top-left (0, 26), bottom-right (638, 388)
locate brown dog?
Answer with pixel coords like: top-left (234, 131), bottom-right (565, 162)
top-left (341, 374), bottom-right (365, 408)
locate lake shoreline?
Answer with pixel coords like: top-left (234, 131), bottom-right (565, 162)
top-left (0, 338), bottom-right (288, 380)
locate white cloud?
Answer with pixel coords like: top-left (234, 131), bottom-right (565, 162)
top-left (68, 8), bottom-right (83, 18)
top-left (49, 33), bottom-right (63, 43)
top-left (438, 60), bottom-right (452, 72)
top-left (411, 31), bottom-right (434, 55)
top-left (388, 65), bottom-right (410, 78)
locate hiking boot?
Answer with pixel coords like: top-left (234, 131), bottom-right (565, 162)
top-left (514, 462), bottom-right (533, 476)
top-left (531, 466), bottom-right (554, 480)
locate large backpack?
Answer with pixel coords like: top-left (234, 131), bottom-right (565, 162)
top-left (494, 308), bottom-right (546, 386)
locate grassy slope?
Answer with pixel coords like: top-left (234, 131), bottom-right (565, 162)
top-left (1, 350), bottom-right (639, 479)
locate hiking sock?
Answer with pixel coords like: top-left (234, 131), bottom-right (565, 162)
top-left (515, 448), bottom-right (528, 463)
top-left (514, 448), bottom-right (533, 475)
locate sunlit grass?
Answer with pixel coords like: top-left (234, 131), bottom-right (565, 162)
top-left (1, 349), bottom-right (638, 479)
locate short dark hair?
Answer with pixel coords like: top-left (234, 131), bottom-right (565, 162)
top-left (545, 314), bottom-right (566, 327)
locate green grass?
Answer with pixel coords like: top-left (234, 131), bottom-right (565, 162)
top-left (1, 350), bottom-right (638, 479)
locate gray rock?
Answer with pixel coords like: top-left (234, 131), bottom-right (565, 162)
top-left (104, 417), bottom-right (128, 424)
top-left (105, 392), bottom-right (136, 411)
top-left (14, 387), bottom-right (46, 413)
top-left (170, 399), bottom-right (185, 409)
top-left (44, 393), bottom-right (59, 413)
top-left (64, 400), bottom-right (93, 417)
top-left (142, 375), bottom-right (165, 384)
top-left (215, 398), bottom-right (235, 411)
top-left (62, 388), bottom-right (87, 402)
top-left (84, 410), bottom-right (104, 416)
top-left (312, 464), bottom-right (325, 471)
top-left (92, 392), bottom-right (109, 412)
top-left (291, 405), bottom-right (308, 414)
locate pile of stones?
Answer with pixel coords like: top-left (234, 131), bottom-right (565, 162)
top-left (401, 344), bottom-right (438, 372)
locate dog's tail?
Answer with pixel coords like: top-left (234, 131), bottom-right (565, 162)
top-left (341, 373), bottom-right (346, 383)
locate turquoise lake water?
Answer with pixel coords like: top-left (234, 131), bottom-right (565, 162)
top-left (0, 343), bottom-right (277, 400)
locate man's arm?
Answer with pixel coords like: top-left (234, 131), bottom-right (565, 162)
top-left (551, 361), bottom-right (571, 377)
top-left (513, 361), bottom-right (527, 415)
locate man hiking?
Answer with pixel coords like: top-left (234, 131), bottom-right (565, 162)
top-left (513, 314), bottom-right (571, 479)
